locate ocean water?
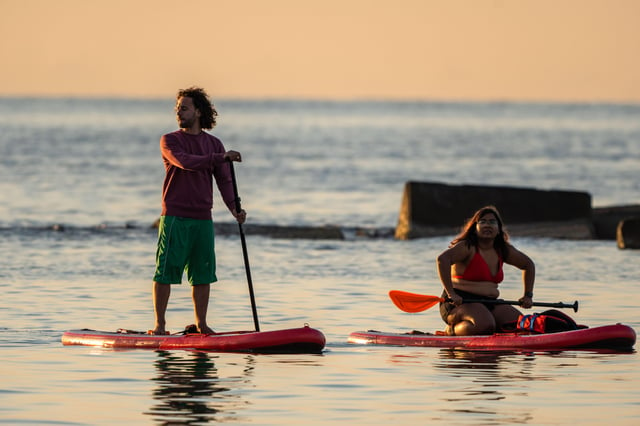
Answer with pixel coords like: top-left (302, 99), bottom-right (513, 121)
top-left (1, 97), bottom-right (639, 425)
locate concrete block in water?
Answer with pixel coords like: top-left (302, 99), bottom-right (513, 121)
top-left (617, 217), bottom-right (640, 249)
top-left (593, 205), bottom-right (640, 240)
top-left (395, 181), bottom-right (593, 240)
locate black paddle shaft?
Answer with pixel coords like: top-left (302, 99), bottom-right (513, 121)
top-left (228, 160), bottom-right (260, 331)
top-left (458, 298), bottom-right (579, 313)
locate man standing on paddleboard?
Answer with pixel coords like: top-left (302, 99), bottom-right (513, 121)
top-left (151, 87), bottom-right (246, 335)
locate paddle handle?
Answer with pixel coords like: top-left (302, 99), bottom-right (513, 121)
top-left (458, 298), bottom-right (579, 312)
top-left (228, 160), bottom-right (260, 332)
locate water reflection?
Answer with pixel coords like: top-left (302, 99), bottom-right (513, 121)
top-left (389, 349), bottom-right (546, 424)
top-left (144, 350), bottom-right (254, 424)
top-left (434, 350), bottom-right (540, 424)
top-left (436, 349), bottom-right (534, 371)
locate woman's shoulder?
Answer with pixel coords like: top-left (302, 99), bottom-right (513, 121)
top-left (451, 239), bottom-right (475, 251)
top-left (448, 240), bottom-right (476, 261)
top-left (502, 243), bottom-right (533, 264)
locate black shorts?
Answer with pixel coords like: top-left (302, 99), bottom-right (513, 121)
top-left (439, 289), bottom-right (497, 322)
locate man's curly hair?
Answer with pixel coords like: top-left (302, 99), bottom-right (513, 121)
top-left (177, 86), bottom-right (218, 129)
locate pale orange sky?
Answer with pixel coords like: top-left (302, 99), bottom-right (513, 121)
top-left (1, 0), bottom-right (639, 102)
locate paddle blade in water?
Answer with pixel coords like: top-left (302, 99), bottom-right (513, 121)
top-left (388, 290), bottom-right (443, 313)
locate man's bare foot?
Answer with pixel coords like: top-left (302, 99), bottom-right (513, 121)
top-left (148, 328), bottom-right (169, 335)
top-left (197, 325), bottom-right (215, 334)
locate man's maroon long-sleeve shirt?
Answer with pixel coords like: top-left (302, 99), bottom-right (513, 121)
top-left (159, 130), bottom-right (235, 220)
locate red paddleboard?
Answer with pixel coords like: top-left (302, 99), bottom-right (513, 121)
top-left (62, 325), bottom-right (325, 354)
top-left (348, 324), bottom-right (635, 351)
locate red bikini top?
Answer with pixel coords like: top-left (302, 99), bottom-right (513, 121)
top-left (452, 250), bottom-right (504, 284)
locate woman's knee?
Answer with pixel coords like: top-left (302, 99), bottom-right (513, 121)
top-left (451, 305), bottom-right (496, 335)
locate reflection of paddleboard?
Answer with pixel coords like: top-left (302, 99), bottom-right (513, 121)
top-left (348, 324), bottom-right (636, 350)
top-left (62, 325), bottom-right (325, 354)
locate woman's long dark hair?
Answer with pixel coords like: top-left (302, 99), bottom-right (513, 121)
top-left (177, 86), bottom-right (218, 129)
top-left (449, 205), bottom-right (510, 260)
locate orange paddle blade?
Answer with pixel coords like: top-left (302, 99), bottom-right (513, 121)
top-left (388, 290), bottom-right (444, 313)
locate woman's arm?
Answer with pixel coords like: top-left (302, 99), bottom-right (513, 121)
top-left (505, 245), bottom-right (536, 308)
top-left (436, 242), bottom-right (471, 305)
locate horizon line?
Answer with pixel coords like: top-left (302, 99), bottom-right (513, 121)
top-left (1, 93), bottom-right (639, 107)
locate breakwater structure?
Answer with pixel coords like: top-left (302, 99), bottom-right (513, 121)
top-left (394, 181), bottom-right (640, 248)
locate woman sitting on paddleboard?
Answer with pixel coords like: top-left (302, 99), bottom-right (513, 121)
top-left (436, 205), bottom-right (535, 336)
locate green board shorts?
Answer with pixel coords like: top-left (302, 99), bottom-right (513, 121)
top-left (153, 216), bottom-right (217, 285)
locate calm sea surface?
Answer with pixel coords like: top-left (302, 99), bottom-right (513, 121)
top-left (1, 98), bottom-right (639, 425)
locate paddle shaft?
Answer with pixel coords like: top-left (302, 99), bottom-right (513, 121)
top-left (228, 160), bottom-right (260, 331)
top-left (458, 298), bottom-right (579, 312)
